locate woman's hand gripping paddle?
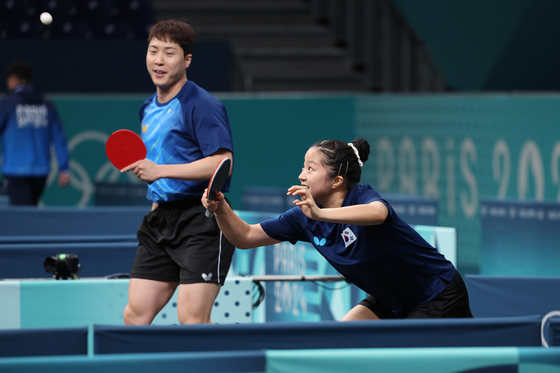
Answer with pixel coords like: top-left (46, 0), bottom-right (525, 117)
top-left (205, 158), bottom-right (231, 217)
top-left (105, 129), bottom-right (147, 170)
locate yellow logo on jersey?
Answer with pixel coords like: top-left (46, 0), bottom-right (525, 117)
top-left (142, 123), bottom-right (148, 133)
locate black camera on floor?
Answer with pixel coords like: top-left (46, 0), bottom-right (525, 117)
top-left (44, 254), bottom-right (81, 280)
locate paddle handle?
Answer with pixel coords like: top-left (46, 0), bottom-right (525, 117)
top-left (204, 157), bottom-right (230, 218)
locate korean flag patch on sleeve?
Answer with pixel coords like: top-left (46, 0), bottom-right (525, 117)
top-left (341, 227), bottom-right (357, 248)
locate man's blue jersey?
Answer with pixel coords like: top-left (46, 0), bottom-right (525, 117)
top-left (139, 80), bottom-right (234, 203)
top-left (0, 85), bottom-right (69, 176)
top-left (260, 184), bottom-right (455, 317)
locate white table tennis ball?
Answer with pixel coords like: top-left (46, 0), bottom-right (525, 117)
top-left (40, 12), bottom-right (53, 25)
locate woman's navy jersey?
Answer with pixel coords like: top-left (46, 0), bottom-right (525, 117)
top-left (260, 184), bottom-right (455, 317)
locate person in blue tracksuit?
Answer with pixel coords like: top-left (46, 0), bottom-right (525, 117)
top-left (121, 20), bottom-right (235, 325)
top-left (0, 61), bottom-right (70, 206)
top-left (203, 138), bottom-right (472, 320)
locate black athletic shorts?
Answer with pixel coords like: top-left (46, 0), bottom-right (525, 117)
top-left (130, 197), bottom-right (235, 285)
top-left (359, 270), bottom-right (474, 319)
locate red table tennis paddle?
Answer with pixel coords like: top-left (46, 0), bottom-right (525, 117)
top-left (105, 129), bottom-right (147, 170)
top-left (205, 157), bottom-right (231, 217)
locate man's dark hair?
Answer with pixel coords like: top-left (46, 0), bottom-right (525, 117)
top-left (5, 61), bottom-right (33, 82)
top-left (148, 19), bottom-right (195, 56)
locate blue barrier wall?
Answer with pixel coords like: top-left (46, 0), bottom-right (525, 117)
top-left (3, 348), bottom-right (560, 373)
top-left (465, 275), bottom-right (560, 318)
top-left (93, 316), bottom-right (544, 354)
top-left (480, 199), bottom-right (560, 276)
top-left (0, 327), bottom-right (88, 357)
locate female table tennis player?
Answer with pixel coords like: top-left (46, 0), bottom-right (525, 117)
top-left (202, 138), bottom-right (472, 320)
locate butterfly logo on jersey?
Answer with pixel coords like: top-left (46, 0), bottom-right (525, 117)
top-left (313, 237), bottom-right (327, 246)
top-left (341, 227), bottom-right (357, 248)
top-left (202, 273), bottom-right (213, 281)
top-left (142, 123), bottom-right (148, 133)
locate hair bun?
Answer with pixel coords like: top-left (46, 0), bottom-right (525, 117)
top-left (351, 138), bottom-right (370, 164)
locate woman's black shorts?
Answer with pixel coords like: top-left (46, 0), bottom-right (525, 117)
top-left (359, 270), bottom-right (474, 319)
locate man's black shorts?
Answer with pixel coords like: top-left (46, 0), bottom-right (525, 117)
top-left (130, 197), bottom-right (235, 285)
top-left (359, 270), bottom-right (473, 319)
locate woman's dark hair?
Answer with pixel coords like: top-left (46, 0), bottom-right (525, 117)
top-left (148, 19), bottom-right (195, 56)
top-left (312, 138), bottom-right (370, 191)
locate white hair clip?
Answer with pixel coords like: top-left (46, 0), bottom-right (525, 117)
top-left (348, 143), bottom-right (363, 167)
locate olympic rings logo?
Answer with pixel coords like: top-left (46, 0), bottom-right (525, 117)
top-left (45, 130), bottom-right (143, 207)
